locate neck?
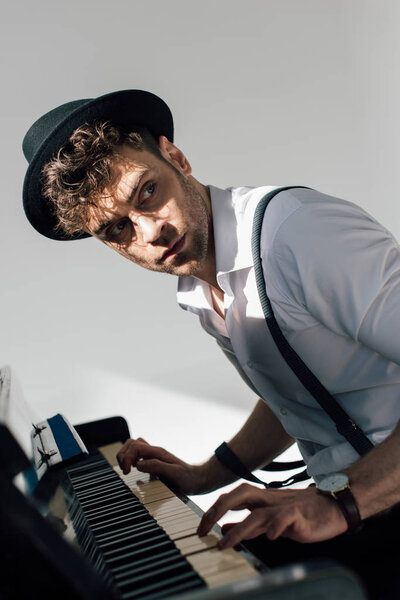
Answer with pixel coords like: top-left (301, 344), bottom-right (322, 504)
top-left (197, 258), bottom-right (221, 292)
top-left (190, 179), bottom-right (222, 293)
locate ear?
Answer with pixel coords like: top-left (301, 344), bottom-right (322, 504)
top-left (158, 136), bottom-right (192, 176)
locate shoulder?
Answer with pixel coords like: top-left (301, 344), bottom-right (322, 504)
top-left (260, 187), bottom-right (380, 255)
top-left (258, 188), bottom-right (400, 336)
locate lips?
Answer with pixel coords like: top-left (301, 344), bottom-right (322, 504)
top-left (163, 235), bottom-right (186, 261)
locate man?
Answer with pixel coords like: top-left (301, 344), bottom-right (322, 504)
top-left (23, 90), bottom-right (400, 598)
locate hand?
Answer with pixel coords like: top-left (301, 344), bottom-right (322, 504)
top-left (197, 483), bottom-right (349, 548)
top-left (116, 437), bottom-right (204, 495)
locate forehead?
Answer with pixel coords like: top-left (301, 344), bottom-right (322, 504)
top-left (110, 145), bottom-right (161, 193)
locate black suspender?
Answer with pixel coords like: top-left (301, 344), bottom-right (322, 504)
top-left (215, 187), bottom-right (373, 488)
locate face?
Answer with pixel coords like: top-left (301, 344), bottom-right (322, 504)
top-left (85, 141), bottom-right (212, 279)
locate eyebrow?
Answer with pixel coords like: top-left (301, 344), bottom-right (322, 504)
top-left (93, 170), bottom-right (149, 237)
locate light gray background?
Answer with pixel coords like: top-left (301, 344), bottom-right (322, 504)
top-left (1, 1), bottom-right (400, 511)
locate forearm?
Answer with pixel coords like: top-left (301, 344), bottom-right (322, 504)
top-left (197, 399), bottom-right (293, 494)
top-left (347, 419), bottom-right (400, 519)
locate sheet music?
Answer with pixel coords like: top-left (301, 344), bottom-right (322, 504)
top-left (0, 365), bottom-right (40, 460)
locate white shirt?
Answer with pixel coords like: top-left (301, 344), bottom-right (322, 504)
top-left (178, 185), bottom-right (400, 480)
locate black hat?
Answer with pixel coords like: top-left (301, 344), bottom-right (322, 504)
top-left (22, 89), bottom-right (174, 240)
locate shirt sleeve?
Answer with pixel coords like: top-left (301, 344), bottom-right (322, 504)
top-left (268, 196), bottom-right (400, 366)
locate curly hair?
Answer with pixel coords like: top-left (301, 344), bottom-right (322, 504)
top-left (41, 122), bottom-right (162, 236)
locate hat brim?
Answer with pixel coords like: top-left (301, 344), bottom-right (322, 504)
top-left (23, 90), bottom-right (174, 240)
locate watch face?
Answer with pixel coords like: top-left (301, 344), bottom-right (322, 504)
top-left (318, 472), bottom-right (349, 492)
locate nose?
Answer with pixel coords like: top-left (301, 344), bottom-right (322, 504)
top-left (136, 214), bottom-right (164, 244)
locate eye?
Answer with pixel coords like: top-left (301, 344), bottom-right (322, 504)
top-left (106, 218), bottom-right (133, 244)
top-left (141, 182), bottom-right (156, 203)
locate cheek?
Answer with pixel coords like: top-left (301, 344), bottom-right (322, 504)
top-left (118, 246), bottom-right (140, 262)
top-left (107, 242), bottom-right (138, 262)
top-left (115, 244), bottom-right (151, 268)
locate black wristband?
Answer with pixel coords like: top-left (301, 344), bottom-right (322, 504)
top-left (214, 442), bottom-right (263, 485)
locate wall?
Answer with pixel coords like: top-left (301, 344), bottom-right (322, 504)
top-left (1, 2), bottom-right (399, 487)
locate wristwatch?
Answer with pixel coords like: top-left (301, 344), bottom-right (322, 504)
top-left (317, 472), bottom-right (363, 534)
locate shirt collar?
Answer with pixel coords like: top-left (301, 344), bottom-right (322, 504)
top-left (210, 184), bottom-right (257, 278)
top-left (177, 184), bottom-right (276, 305)
top-left (211, 184), bottom-right (281, 280)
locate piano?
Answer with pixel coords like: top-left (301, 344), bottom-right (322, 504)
top-left (0, 366), bottom-right (367, 600)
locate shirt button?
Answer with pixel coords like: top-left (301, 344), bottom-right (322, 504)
top-left (280, 407), bottom-right (287, 416)
top-left (246, 360), bottom-right (253, 368)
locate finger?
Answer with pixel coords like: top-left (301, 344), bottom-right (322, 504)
top-left (137, 444), bottom-right (176, 463)
top-left (137, 458), bottom-right (179, 480)
top-left (118, 440), bottom-right (171, 475)
top-left (116, 438), bottom-right (138, 472)
top-left (221, 522), bottom-right (237, 535)
top-left (137, 437), bottom-right (150, 444)
top-left (117, 440), bottom-right (153, 474)
top-left (197, 484), bottom-right (265, 537)
top-left (119, 440), bottom-right (144, 474)
top-left (218, 508), bottom-right (270, 549)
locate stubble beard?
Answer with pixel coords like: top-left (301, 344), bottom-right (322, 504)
top-left (151, 173), bottom-right (210, 277)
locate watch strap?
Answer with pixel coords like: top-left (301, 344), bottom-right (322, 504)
top-left (334, 486), bottom-right (363, 534)
top-left (318, 484), bottom-right (363, 534)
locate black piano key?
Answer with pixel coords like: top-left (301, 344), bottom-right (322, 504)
top-left (74, 480), bottom-right (126, 499)
top-left (64, 451), bottom-right (207, 598)
top-left (70, 466), bottom-right (117, 479)
top-left (75, 478), bottom-right (127, 492)
top-left (104, 531), bottom-right (170, 563)
top-left (72, 472), bottom-right (126, 488)
top-left (78, 493), bottom-right (138, 511)
top-left (90, 513), bottom-right (154, 535)
top-left (99, 522), bottom-right (164, 552)
top-left (72, 473), bottom-right (121, 491)
top-left (105, 538), bottom-right (175, 567)
top-left (93, 514), bottom-right (157, 541)
top-left (73, 489), bottom-right (134, 511)
top-left (75, 507), bottom-right (174, 565)
top-left (137, 578), bottom-right (205, 600)
top-left (68, 466), bottom-right (114, 481)
top-left (114, 551), bottom-right (190, 585)
top-left (80, 496), bottom-right (145, 518)
top-left (81, 497), bottom-right (144, 519)
top-left (85, 503), bottom-right (148, 526)
top-left (112, 547), bottom-right (179, 579)
top-left (69, 501), bottom-right (95, 540)
top-left (66, 458), bottom-right (109, 477)
top-left (85, 496), bottom-right (145, 513)
top-left (104, 537), bottom-right (181, 577)
top-left (76, 496), bottom-right (147, 534)
top-left (121, 570), bottom-right (202, 600)
top-left (84, 508), bottom-right (148, 533)
top-left (117, 556), bottom-right (193, 590)
top-left (95, 519), bottom-right (161, 545)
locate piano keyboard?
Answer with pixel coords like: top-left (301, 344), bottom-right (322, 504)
top-left (112, 467), bottom-right (259, 589)
top-left (63, 443), bottom-right (259, 600)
